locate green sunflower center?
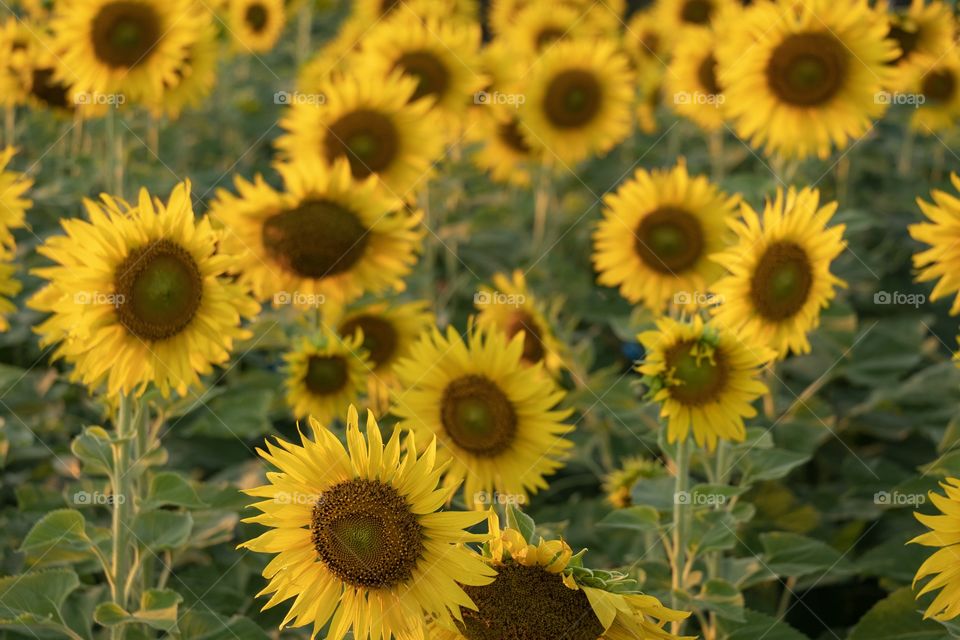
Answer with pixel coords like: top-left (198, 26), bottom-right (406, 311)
top-left (261, 199), bottom-right (369, 279)
top-left (767, 33), bottom-right (848, 106)
top-left (543, 69), bottom-right (602, 129)
top-left (311, 478), bottom-right (423, 589)
top-left (497, 118), bottom-right (531, 154)
top-left (634, 207), bottom-right (705, 274)
top-left (698, 54), bottom-right (721, 96)
top-left (749, 241), bottom-right (814, 321)
top-left (91, 0), bottom-right (161, 69)
top-left (458, 564), bottom-right (605, 640)
top-left (324, 109), bottom-right (400, 179)
top-left (664, 339), bottom-right (729, 406)
top-left (441, 375), bottom-right (518, 457)
top-left (888, 22), bottom-right (919, 63)
top-left (114, 239), bottom-right (203, 341)
top-left (244, 3), bottom-right (269, 32)
top-left (681, 0), bottom-right (713, 24)
top-left (394, 50), bottom-right (450, 102)
top-left (304, 355), bottom-right (348, 395)
top-left (505, 311), bottom-right (546, 364)
top-left (30, 68), bottom-right (71, 110)
top-left (922, 69), bottom-right (956, 103)
top-left (339, 315), bottom-right (399, 368)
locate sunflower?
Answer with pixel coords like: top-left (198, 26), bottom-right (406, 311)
top-left (283, 329), bottom-right (370, 424)
top-left (467, 105), bottom-right (539, 187)
top-left (24, 42), bottom-right (78, 115)
top-left (520, 39), bottom-right (634, 165)
top-left (50, 0), bottom-right (202, 104)
top-left (499, 1), bottom-right (605, 59)
top-left (276, 70), bottom-right (444, 198)
top-left (357, 14), bottom-right (485, 136)
top-left (0, 249), bottom-right (21, 332)
top-left (227, 0), bottom-right (286, 53)
top-left (296, 19), bottom-right (366, 90)
top-left (655, 0), bottom-right (735, 30)
top-left (636, 66), bottom-right (665, 135)
top-left (391, 325), bottom-right (573, 509)
top-left (637, 316), bottom-right (773, 451)
top-left (592, 160), bottom-right (738, 312)
top-left (240, 406), bottom-right (496, 639)
top-left (150, 14), bottom-right (219, 119)
top-left (602, 456), bottom-right (666, 509)
top-left (212, 157), bottom-right (423, 311)
top-left (885, 0), bottom-right (956, 76)
top-left (909, 173), bottom-right (960, 316)
top-left (351, 0), bottom-right (479, 24)
top-left (899, 53), bottom-right (960, 134)
top-left (710, 187), bottom-right (846, 358)
top-left (475, 270), bottom-right (565, 375)
top-left (488, 0), bottom-right (625, 36)
top-left (624, 9), bottom-right (672, 77)
top-left (718, 0), bottom-right (897, 159)
top-left (29, 182), bottom-right (259, 397)
top-left (0, 147), bottom-right (33, 250)
top-left (0, 18), bottom-right (31, 107)
top-left (665, 27), bottom-right (726, 131)
top-left (911, 477), bottom-right (960, 621)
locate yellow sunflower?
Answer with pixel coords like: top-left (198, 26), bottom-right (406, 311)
top-left (29, 182), bottom-right (260, 397)
top-left (0, 18), bottom-right (32, 107)
top-left (50, 0), bottom-right (203, 104)
top-left (637, 316), bottom-right (773, 451)
top-left (467, 103), bottom-right (539, 187)
top-left (710, 187), bottom-right (847, 358)
top-left (240, 406), bottom-right (496, 640)
top-left (499, 1), bottom-right (605, 59)
top-left (475, 270), bottom-right (566, 375)
top-left (391, 325), bottom-right (573, 509)
top-left (351, 0), bottom-right (479, 24)
top-left (885, 0), bottom-right (956, 78)
top-left (212, 157), bottom-right (423, 311)
top-left (718, 0), bottom-right (897, 159)
top-left (150, 14), bottom-right (219, 119)
top-left (227, 0), bottom-right (286, 53)
top-left (520, 38), bottom-right (634, 165)
top-left (624, 9), bottom-right (673, 77)
top-left (283, 329), bottom-right (370, 424)
top-left (592, 160), bottom-right (738, 312)
top-left (636, 66), bottom-right (665, 135)
top-left (910, 173), bottom-right (960, 315)
top-left (0, 147), bottom-right (33, 250)
top-left (655, 0), bottom-right (736, 30)
top-left (665, 26), bottom-right (726, 131)
top-left (899, 53), bottom-right (960, 134)
top-left (276, 70), bottom-right (444, 198)
top-left (912, 477), bottom-right (960, 621)
top-left (24, 40), bottom-right (78, 116)
top-left (0, 249), bottom-right (20, 332)
top-left (296, 19), bottom-right (366, 90)
top-left (488, 0), bottom-right (625, 36)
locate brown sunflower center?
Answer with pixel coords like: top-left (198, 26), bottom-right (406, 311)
top-left (634, 207), bottom-right (705, 274)
top-left (497, 119), bottom-right (531, 154)
top-left (922, 69), bottom-right (956, 103)
top-left (640, 32), bottom-right (660, 56)
top-left (304, 355), bottom-right (348, 395)
top-left (244, 3), bottom-right (269, 32)
top-left (441, 375), bottom-right (517, 457)
top-left (698, 54), bottom-right (721, 95)
top-left (888, 22), bottom-right (919, 63)
top-left (681, 0), bottom-right (713, 24)
top-left (505, 311), bottom-right (546, 364)
top-left (261, 200), bottom-right (369, 278)
top-left (458, 564), bottom-right (605, 640)
top-left (749, 241), bottom-right (814, 320)
top-left (766, 33), bottom-right (848, 106)
top-left (664, 339), bottom-right (729, 406)
top-left (114, 239), bottom-right (203, 341)
top-left (379, 0), bottom-right (400, 15)
top-left (324, 109), bottom-right (400, 179)
top-left (394, 51), bottom-right (450, 102)
top-left (339, 315), bottom-right (399, 368)
top-left (311, 478), bottom-right (423, 589)
top-left (536, 27), bottom-right (565, 50)
top-left (543, 69), bottom-right (602, 128)
top-left (30, 68), bottom-right (71, 110)
top-left (91, 1), bottom-right (161, 69)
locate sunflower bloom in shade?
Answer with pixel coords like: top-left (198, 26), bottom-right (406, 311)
top-left (240, 406), bottom-right (496, 640)
top-left (884, 0), bottom-right (956, 81)
top-left (637, 316), bottom-right (773, 451)
top-left (227, 0), bottom-right (286, 53)
top-left (711, 187), bottom-right (846, 358)
top-left (0, 249), bottom-right (20, 332)
top-left (911, 477), bottom-right (960, 621)
top-left (29, 182), bottom-right (259, 397)
top-left (0, 147), bottom-right (32, 249)
top-left (283, 329), bottom-right (371, 424)
top-left (392, 325), bottom-right (573, 508)
top-left (910, 174), bottom-right (960, 318)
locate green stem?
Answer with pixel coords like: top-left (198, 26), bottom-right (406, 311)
top-left (532, 168), bottom-right (551, 250)
top-left (708, 129), bottom-right (725, 182)
top-left (110, 394), bottom-right (135, 639)
top-left (671, 438), bottom-right (691, 634)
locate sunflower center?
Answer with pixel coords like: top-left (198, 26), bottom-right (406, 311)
top-left (339, 315), bottom-right (399, 368)
top-left (91, 1), bottom-right (161, 69)
top-left (640, 32), bottom-right (660, 56)
top-left (543, 69), bottom-right (602, 128)
top-left (767, 33), bottom-right (848, 106)
top-left (244, 3), bottom-right (269, 32)
top-left (394, 51), bottom-right (450, 102)
top-left (441, 375), bottom-right (517, 457)
top-left (888, 23), bottom-right (919, 63)
top-left (664, 339), bottom-right (729, 405)
top-left (114, 239), bottom-right (203, 341)
top-left (505, 311), bottom-right (546, 363)
top-left (634, 208), bottom-right (705, 274)
top-left (681, 0), bottom-right (713, 24)
top-left (498, 119), bottom-right (531, 154)
top-left (536, 27), bottom-right (565, 50)
top-left (311, 478), bottom-right (423, 589)
top-left (304, 355), bottom-right (348, 395)
top-left (31, 68), bottom-right (71, 110)
top-left (324, 109), bottom-right (400, 179)
top-left (749, 241), bottom-right (814, 321)
top-left (458, 564), bottom-right (605, 640)
top-left (261, 200), bottom-right (369, 278)
top-left (922, 69), bottom-right (956, 103)
top-left (698, 54), bottom-right (720, 95)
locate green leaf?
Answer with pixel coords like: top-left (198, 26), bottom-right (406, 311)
top-left (505, 505), bottom-right (536, 543)
top-left (597, 506), bottom-right (660, 533)
top-left (0, 569), bottom-right (80, 623)
top-left (94, 589), bottom-right (183, 633)
top-left (70, 426), bottom-right (114, 477)
top-left (183, 387), bottom-right (274, 439)
top-left (132, 511), bottom-right (193, 551)
top-left (177, 611), bottom-right (270, 640)
top-left (694, 578), bottom-right (745, 622)
top-left (719, 608), bottom-right (808, 640)
top-left (689, 510), bottom-right (738, 555)
top-left (741, 448), bottom-right (811, 484)
top-left (143, 472), bottom-right (207, 511)
top-left (18, 509), bottom-right (94, 566)
top-left (848, 587), bottom-right (950, 639)
top-left (760, 532), bottom-right (854, 579)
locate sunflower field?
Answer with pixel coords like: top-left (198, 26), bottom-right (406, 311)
top-left (6, 0), bottom-right (960, 638)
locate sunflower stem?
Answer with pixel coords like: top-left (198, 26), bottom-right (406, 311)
top-left (110, 393), bottom-right (136, 639)
top-left (897, 127), bottom-right (915, 176)
top-left (670, 438), bottom-right (690, 634)
top-left (532, 167), bottom-right (551, 250)
top-left (107, 104), bottom-right (125, 197)
top-left (295, 2), bottom-right (313, 67)
top-left (708, 129), bottom-right (724, 182)
top-left (4, 105), bottom-right (15, 147)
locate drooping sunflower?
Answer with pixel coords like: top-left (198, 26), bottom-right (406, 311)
top-left (283, 329), bottom-right (370, 424)
top-left (467, 104), bottom-right (539, 187)
top-left (637, 316), bottom-right (773, 451)
top-left (431, 510), bottom-right (693, 640)
top-left (718, 0), bottom-right (897, 159)
top-left (150, 14), bottom-right (219, 120)
top-left (710, 187), bottom-right (847, 358)
top-left (602, 456), bottom-right (666, 509)
top-left (240, 406), bottom-right (496, 640)
top-left (885, 0), bottom-right (956, 77)
top-left (391, 325), bottom-right (573, 509)
top-left (29, 182), bottom-right (260, 397)
top-left (0, 147), bottom-right (33, 250)
top-left (475, 270), bottom-right (566, 375)
top-left (0, 249), bottom-right (21, 332)
top-left (592, 160), bottom-right (738, 312)
top-left (899, 53), bottom-right (960, 134)
top-left (665, 27), bottom-right (726, 131)
top-left (50, 0), bottom-right (202, 104)
top-left (276, 70), bottom-right (444, 198)
top-left (520, 39), bottom-right (634, 165)
top-left (227, 0), bottom-right (286, 53)
top-left (911, 477), bottom-right (960, 621)
top-left (910, 174), bottom-right (960, 316)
